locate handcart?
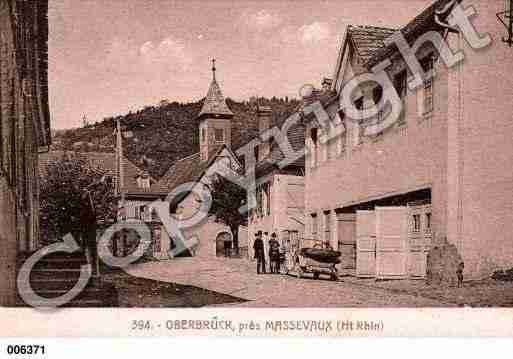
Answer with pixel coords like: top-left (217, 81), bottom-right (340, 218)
top-left (295, 247), bottom-right (341, 281)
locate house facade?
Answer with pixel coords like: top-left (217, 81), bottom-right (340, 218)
top-left (304, 0), bottom-right (513, 280)
top-left (0, 0), bottom-right (51, 305)
top-left (247, 105), bottom-right (306, 261)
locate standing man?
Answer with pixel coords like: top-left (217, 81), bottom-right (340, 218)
top-left (283, 238), bottom-right (292, 274)
top-left (269, 233), bottom-right (280, 274)
top-left (79, 177), bottom-right (106, 281)
top-left (253, 231), bottom-right (265, 274)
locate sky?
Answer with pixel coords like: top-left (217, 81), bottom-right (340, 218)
top-left (48, 0), bottom-right (433, 129)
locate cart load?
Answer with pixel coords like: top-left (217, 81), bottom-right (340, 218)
top-left (300, 248), bottom-right (342, 264)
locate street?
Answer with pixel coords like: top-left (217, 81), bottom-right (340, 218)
top-left (126, 258), bottom-right (452, 307)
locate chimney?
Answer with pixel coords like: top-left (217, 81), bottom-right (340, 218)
top-left (321, 77), bottom-right (333, 92)
top-left (257, 105), bottom-right (273, 160)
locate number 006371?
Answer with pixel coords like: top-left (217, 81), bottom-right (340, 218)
top-left (6, 345), bottom-right (45, 355)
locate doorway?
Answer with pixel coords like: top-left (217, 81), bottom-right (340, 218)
top-left (216, 231), bottom-right (232, 257)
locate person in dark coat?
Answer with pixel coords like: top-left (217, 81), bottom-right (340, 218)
top-left (79, 177), bottom-right (106, 280)
top-left (253, 231), bottom-right (266, 274)
top-left (269, 232), bottom-right (280, 274)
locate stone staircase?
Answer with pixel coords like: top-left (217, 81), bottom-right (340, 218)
top-left (16, 251), bottom-right (118, 307)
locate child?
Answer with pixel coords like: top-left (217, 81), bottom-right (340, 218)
top-left (457, 261), bottom-right (464, 287)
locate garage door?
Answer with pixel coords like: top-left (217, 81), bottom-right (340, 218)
top-left (375, 207), bottom-right (409, 279)
top-left (337, 213), bottom-right (356, 269)
top-left (356, 210), bottom-right (376, 277)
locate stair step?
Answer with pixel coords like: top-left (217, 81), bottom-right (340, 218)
top-left (28, 269), bottom-right (83, 282)
top-left (27, 279), bottom-right (87, 291)
top-left (26, 278), bottom-right (112, 291)
top-left (20, 250), bottom-right (86, 260)
top-left (33, 262), bottom-right (87, 270)
top-left (18, 299), bottom-right (107, 308)
top-left (17, 283), bottom-right (118, 307)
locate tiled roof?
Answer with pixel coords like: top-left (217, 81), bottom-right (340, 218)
top-left (198, 78), bottom-right (234, 118)
top-left (365, 0), bottom-right (462, 67)
top-left (38, 151), bottom-right (164, 195)
top-left (346, 25), bottom-right (397, 64)
top-left (254, 90), bottom-right (339, 175)
top-left (257, 121), bottom-right (306, 174)
top-left (158, 146), bottom-right (225, 193)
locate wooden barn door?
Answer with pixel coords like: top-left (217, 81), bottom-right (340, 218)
top-left (408, 204), bottom-right (432, 277)
top-left (337, 213), bottom-right (356, 269)
top-left (375, 207), bottom-right (409, 279)
top-left (356, 210), bottom-right (376, 277)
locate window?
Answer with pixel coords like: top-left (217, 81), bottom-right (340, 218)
top-left (372, 86), bottom-right (385, 131)
top-left (151, 208), bottom-right (159, 222)
top-left (394, 70), bottom-right (408, 125)
top-left (134, 206), bottom-right (140, 219)
top-left (353, 98), bottom-right (364, 146)
top-left (265, 182), bottom-right (271, 216)
top-left (324, 211), bottom-right (331, 244)
top-left (256, 186), bottom-right (263, 216)
top-left (394, 70), bottom-right (408, 99)
top-left (138, 205), bottom-right (146, 220)
top-left (214, 128), bottom-right (224, 143)
top-left (254, 145), bottom-right (259, 163)
top-left (423, 79), bottom-right (434, 114)
top-left (412, 214), bottom-right (421, 233)
top-left (425, 212), bottom-right (432, 233)
top-left (337, 110), bottom-right (346, 154)
top-left (420, 55), bottom-right (434, 74)
top-left (310, 128), bottom-right (318, 167)
top-left (153, 229), bottom-right (161, 253)
top-left (137, 173), bottom-right (151, 189)
top-left (311, 128), bottom-right (318, 144)
top-left (201, 128), bottom-right (206, 142)
top-left (311, 214), bottom-right (318, 240)
top-left (419, 55), bottom-right (434, 116)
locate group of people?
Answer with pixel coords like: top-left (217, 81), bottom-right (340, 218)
top-left (252, 231), bottom-right (294, 275)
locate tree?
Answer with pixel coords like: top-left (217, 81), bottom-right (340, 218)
top-left (208, 175), bottom-right (247, 253)
top-left (39, 153), bottom-right (117, 245)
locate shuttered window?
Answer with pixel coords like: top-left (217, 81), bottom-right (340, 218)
top-left (214, 128), bottom-right (224, 143)
top-left (419, 55), bottom-right (435, 116)
top-left (324, 211), bottom-right (331, 243)
top-left (311, 213), bottom-right (318, 240)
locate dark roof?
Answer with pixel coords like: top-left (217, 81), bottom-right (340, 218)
top-left (346, 25), bottom-right (397, 64)
top-left (365, 0), bottom-right (462, 67)
top-left (158, 146), bottom-right (227, 193)
top-left (198, 77), bottom-right (234, 118)
top-left (38, 151), bottom-right (165, 195)
top-left (255, 90), bottom-right (339, 176)
top-left (256, 122), bottom-right (306, 175)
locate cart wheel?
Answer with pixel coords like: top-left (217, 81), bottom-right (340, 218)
top-left (296, 267), bottom-right (304, 279)
top-left (313, 272), bottom-right (320, 280)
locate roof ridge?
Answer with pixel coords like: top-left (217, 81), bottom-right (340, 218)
top-left (176, 152), bottom-right (200, 162)
top-left (348, 24), bottom-right (397, 32)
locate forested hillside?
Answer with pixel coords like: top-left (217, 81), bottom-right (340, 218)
top-left (52, 97), bottom-right (300, 179)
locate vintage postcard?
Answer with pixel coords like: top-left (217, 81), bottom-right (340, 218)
top-left (1, 0), bottom-right (513, 339)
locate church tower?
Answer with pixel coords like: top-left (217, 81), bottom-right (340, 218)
top-left (198, 59), bottom-right (234, 162)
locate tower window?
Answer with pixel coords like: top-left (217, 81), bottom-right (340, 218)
top-left (214, 128), bottom-right (224, 143)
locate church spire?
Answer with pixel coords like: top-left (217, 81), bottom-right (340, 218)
top-left (197, 59), bottom-right (233, 119)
